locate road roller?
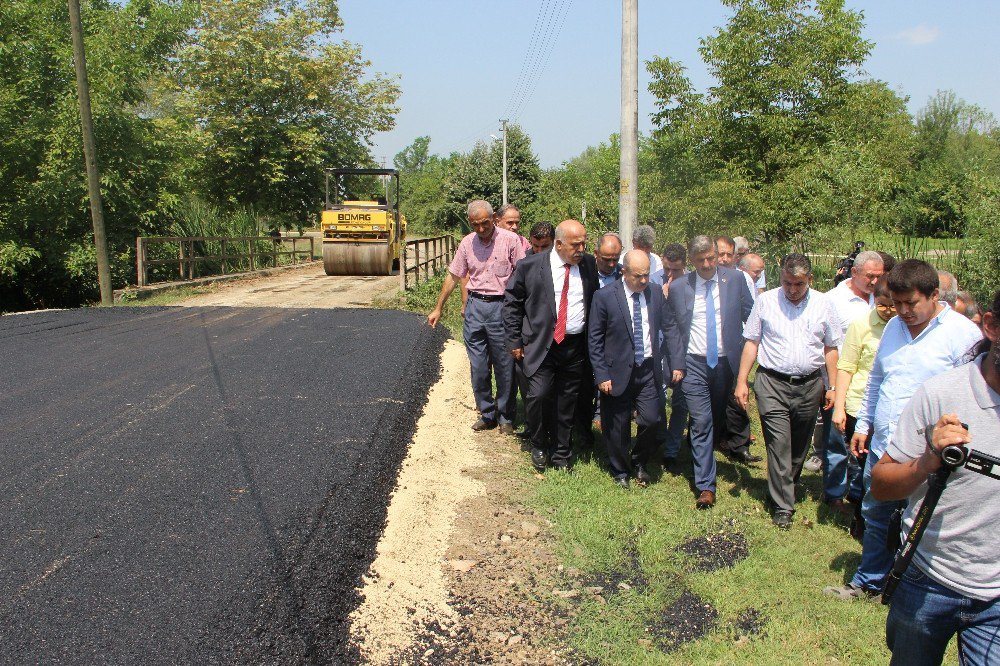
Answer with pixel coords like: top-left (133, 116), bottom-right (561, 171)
top-left (320, 168), bottom-right (406, 276)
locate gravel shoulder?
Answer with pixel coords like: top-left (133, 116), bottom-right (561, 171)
top-left (349, 340), bottom-right (577, 665)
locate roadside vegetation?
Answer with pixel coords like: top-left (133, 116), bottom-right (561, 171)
top-left (385, 272), bottom-right (961, 664)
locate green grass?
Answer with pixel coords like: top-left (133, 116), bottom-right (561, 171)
top-left (373, 272), bottom-right (463, 336)
top-left (523, 394), bottom-right (963, 664)
top-left (113, 283), bottom-right (226, 307)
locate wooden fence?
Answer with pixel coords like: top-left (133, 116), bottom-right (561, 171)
top-left (400, 235), bottom-right (456, 291)
top-left (136, 235), bottom-right (316, 287)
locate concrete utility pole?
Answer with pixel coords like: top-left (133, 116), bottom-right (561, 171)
top-left (69, 0), bottom-right (112, 305)
top-left (500, 119), bottom-right (509, 205)
top-left (619, 0), bottom-right (638, 251)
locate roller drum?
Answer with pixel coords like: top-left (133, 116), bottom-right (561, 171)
top-left (322, 242), bottom-right (392, 276)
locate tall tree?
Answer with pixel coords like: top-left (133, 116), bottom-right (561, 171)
top-left (175, 0), bottom-right (400, 226)
top-left (645, 0), bottom-right (913, 248)
top-left (0, 0), bottom-right (193, 310)
top-left (446, 124), bottom-right (541, 229)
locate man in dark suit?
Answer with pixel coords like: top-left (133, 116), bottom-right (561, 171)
top-left (588, 250), bottom-right (668, 488)
top-left (504, 220), bottom-right (598, 472)
top-left (664, 235), bottom-right (755, 508)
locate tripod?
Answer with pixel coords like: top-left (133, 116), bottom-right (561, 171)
top-left (882, 441), bottom-right (1000, 604)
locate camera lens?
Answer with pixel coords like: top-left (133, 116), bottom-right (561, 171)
top-left (940, 445), bottom-right (967, 467)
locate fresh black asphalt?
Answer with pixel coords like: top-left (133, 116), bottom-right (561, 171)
top-left (0, 306), bottom-right (447, 664)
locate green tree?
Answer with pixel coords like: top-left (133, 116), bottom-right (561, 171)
top-left (393, 136), bottom-right (455, 233)
top-left (174, 0), bottom-right (400, 227)
top-left (0, 0), bottom-right (193, 310)
top-left (445, 124), bottom-right (541, 229)
top-left (644, 0), bottom-right (913, 250)
top-left (901, 90), bottom-right (1000, 237)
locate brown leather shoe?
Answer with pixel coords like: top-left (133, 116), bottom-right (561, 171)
top-left (696, 490), bottom-right (715, 510)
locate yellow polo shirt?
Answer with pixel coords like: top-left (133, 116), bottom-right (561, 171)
top-left (838, 308), bottom-right (889, 416)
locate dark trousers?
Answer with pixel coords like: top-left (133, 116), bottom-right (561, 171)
top-left (681, 354), bottom-right (733, 493)
top-left (718, 391), bottom-right (751, 455)
top-left (600, 358), bottom-right (663, 479)
top-left (754, 371), bottom-right (825, 513)
top-left (525, 334), bottom-right (586, 467)
top-left (463, 297), bottom-right (515, 423)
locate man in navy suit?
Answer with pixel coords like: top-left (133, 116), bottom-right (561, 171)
top-left (588, 250), bottom-right (668, 488)
top-left (504, 220), bottom-right (599, 472)
top-left (664, 235), bottom-right (755, 508)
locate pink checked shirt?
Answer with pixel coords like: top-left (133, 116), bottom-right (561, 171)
top-left (448, 227), bottom-right (526, 295)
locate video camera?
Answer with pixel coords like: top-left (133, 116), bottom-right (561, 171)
top-left (833, 241), bottom-right (865, 285)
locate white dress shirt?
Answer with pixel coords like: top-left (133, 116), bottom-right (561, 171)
top-left (826, 279), bottom-right (874, 348)
top-left (854, 304), bottom-right (983, 456)
top-left (550, 250), bottom-right (585, 335)
top-left (687, 272), bottom-right (725, 357)
top-left (622, 283), bottom-right (652, 360)
top-left (743, 288), bottom-right (844, 375)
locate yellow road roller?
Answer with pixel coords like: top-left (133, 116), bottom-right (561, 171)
top-left (320, 168), bottom-right (406, 276)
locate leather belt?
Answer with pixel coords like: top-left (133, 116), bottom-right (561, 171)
top-left (758, 366), bottom-right (821, 385)
top-left (468, 291), bottom-right (504, 303)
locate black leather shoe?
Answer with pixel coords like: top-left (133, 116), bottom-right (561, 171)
top-left (531, 448), bottom-right (548, 473)
top-left (634, 465), bottom-right (652, 487)
top-left (773, 510), bottom-right (793, 529)
top-left (471, 418), bottom-right (498, 431)
top-left (726, 449), bottom-right (763, 465)
top-left (661, 457), bottom-right (682, 475)
top-left (614, 476), bottom-right (630, 489)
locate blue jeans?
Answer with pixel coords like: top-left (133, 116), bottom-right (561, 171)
top-left (886, 566), bottom-right (1000, 665)
top-left (820, 406), bottom-right (849, 500)
top-left (851, 451), bottom-right (906, 591)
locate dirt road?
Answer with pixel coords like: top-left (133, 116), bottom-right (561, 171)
top-left (175, 263), bottom-right (400, 308)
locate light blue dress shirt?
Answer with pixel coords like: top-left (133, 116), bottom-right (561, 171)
top-left (854, 304), bottom-right (983, 456)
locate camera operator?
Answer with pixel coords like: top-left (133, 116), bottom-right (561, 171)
top-left (871, 290), bottom-right (1000, 666)
top-left (833, 241), bottom-right (866, 286)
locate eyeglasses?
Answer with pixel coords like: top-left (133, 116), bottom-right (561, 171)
top-left (876, 303), bottom-right (897, 312)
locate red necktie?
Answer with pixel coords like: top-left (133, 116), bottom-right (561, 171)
top-left (554, 263), bottom-right (570, 343)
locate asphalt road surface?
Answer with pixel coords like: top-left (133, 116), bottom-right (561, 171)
top-left (0, 306), bottom-right (446, 664)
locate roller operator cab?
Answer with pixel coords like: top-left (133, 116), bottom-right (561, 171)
top-left (320, 168), bottom-right (406, 276)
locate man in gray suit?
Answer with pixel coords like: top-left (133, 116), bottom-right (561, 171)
top-left (664, 235), bottom-right (755, 509)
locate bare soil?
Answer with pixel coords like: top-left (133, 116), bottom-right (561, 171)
top-left (349, 340), bottom-right (577, 665)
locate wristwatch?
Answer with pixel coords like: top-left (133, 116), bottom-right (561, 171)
top-left (825, 385), bottom-right (835, 391)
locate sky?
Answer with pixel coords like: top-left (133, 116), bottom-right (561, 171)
top-left (338, 1), bottom-right (1000, 169)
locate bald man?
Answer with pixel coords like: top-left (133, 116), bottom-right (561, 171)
top-left (504, 220), bottom-right (599, 472)
top-left (588, 250), bottom-right (670, 488)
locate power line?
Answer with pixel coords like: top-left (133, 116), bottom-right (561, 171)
top-left (505, 0), bottom-right (565, 121)
top-left (510, 0), bottom-right (575, 122)
top-left (499, 0), bottom-right (555, 121)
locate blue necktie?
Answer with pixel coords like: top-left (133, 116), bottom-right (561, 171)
top-left (632, 292), bottom-right (644, 364)
top-left (705, 279), bottom-right (718, 369)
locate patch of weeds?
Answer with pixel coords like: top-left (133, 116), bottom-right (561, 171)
top-left (676, 529), bottom-right (749, 573)
top-left (646, 589), bottom-right (719, 653)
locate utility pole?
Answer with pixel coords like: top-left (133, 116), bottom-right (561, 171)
top-left (581, 199), bottom-right (587, 225)
top-left (619, 0), bottom-right (638, 252)
top-left (500, 119), bottom-right (509, 206)
top-left (68, 0), bottom-right (112, 305)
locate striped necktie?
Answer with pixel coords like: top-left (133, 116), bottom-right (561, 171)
top-left (632, 292), bottom-right (644, 364)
